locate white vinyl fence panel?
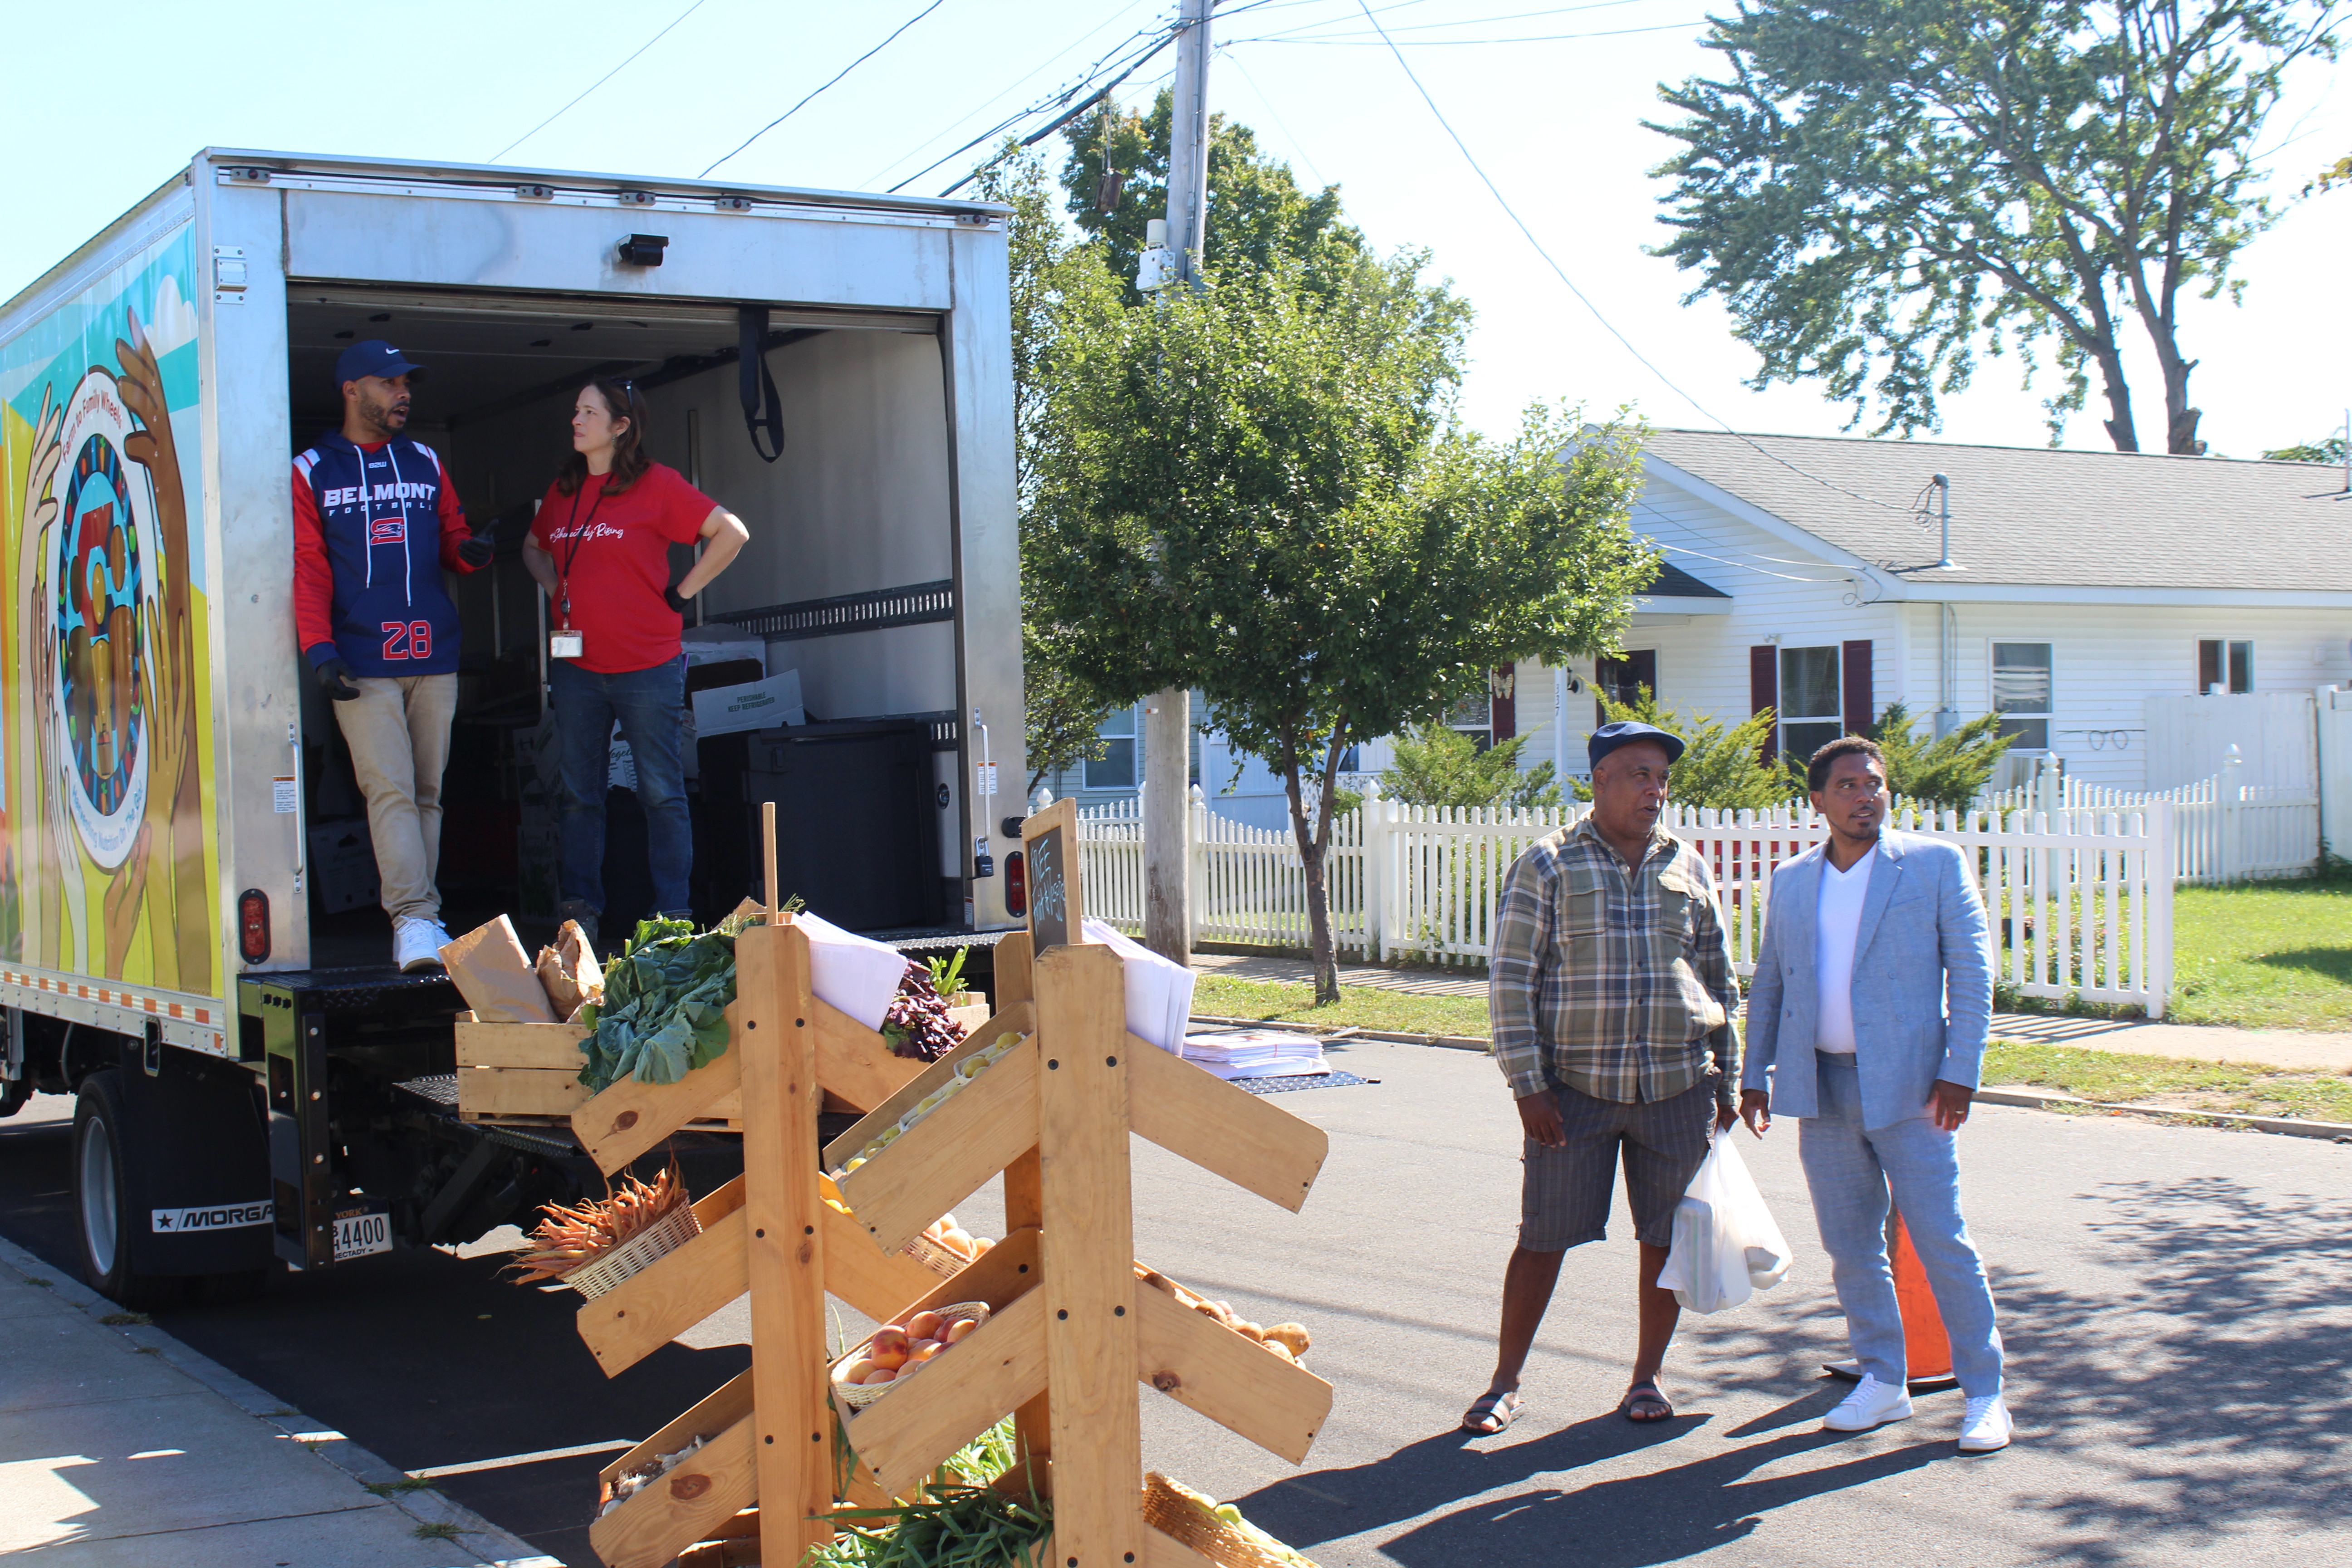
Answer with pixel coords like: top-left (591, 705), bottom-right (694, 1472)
top-left (1075, 794), bottom-right (2176, 1017)
top-left (1987, 760), bottom-right (2317, 884)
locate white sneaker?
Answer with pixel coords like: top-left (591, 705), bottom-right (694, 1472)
top-left (1958, 1394), bottom-right (2013, 1452)
top-left (394, 917), bottom-right (450, 974)
top-left (1823, 1374), bottom-right (1914, 1431)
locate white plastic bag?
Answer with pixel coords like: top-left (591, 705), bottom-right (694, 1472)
top-left (1656, 1131), bottom-right (1793, 1314)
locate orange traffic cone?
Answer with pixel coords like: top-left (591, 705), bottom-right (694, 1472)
top-left (1890, 1212), bottom-right (1953, 1385)
top-left (1823, 1207), bottom-right (1956, 1390)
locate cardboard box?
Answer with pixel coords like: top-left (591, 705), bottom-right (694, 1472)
top-left (307, 818), bottom-right (380, 914)
top-left (692, 670), bottom-right (806, 738)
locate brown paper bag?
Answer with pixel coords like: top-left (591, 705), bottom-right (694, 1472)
top-left (535, 920), bottom-right (604, 1023)
top-left (441, 916), bottom-right (558, 1024)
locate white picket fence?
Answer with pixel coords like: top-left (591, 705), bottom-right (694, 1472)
top-left (1986, 760), bottom-right (2318, 884)
top-left (1075, 794), bottom-right (2176, 1017)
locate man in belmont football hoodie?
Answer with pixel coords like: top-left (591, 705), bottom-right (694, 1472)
top-left (293, 341), bottom-right (495, 971)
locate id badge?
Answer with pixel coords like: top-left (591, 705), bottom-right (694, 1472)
top-left (549, 630), bottom-right (585, 660)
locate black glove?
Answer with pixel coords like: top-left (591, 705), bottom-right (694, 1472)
top-left (456, 524), bottom-right (496, 568)
top-left (665, 584), bottom-right (693, 617)
top-left (316, 657), bottom-right (361, 701)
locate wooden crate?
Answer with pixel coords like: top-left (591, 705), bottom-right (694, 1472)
top-left (455, 1014), bottom-right (593, 1122)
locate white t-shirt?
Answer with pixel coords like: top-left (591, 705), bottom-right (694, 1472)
top-left (1813, 845), bottom-right (1877, 1054)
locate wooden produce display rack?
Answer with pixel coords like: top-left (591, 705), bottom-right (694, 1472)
top-left (574, 799), bottom-right (1337, 1568)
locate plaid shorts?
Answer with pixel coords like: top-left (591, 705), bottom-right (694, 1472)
top-left (1519, 1077), bottom-right (1717, 1251)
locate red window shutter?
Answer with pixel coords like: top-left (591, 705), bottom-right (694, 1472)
top-left (1842, 640), bottom-right (1874, 735)
top-left (1490, 666), bottom-right (1516, 740)
top-left (1749, 646), bottom-right (1779, 762)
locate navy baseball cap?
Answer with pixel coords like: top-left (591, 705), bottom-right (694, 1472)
top-left (1589, 720), bottom-right (1685, 770)
top-left (334, 339), bottom-right (425, 387)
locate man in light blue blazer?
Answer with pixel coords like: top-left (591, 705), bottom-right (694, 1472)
top-left (1739, 735), bottom-right (2011, 1453)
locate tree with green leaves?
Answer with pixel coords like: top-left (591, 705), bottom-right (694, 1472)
top-left (1027, 257), bottom-right (1653, 1001)
top-left (1379, 724), bottom-right (1565, 811)
top-left (974, 148), bottom-right (1122, 789)
top-left (1060, 91), bottom-right (1369, 305)
top-left (1865, 701), bottom-right (2014, 812)
top-left (1650, 0), bottom-right (2339, 454)
top-left (2263, 435), bottom-right (2349, 464)
top-left (1584, 688), bottom-right (1796, 810)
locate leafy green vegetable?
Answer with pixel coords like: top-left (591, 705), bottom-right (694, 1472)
top-left (924, 947), bottom-right (970, 998)
top-left (576, 919), bottom-right (739, 1091)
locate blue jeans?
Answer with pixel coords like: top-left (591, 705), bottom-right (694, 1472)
top-left (550, 656), bottom-right (691, 921)
top-left (1798, 1056), bottom-right (2004, 1397)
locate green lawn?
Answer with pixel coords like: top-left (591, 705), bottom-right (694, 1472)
top-left (1982, 1039), bottom-right (2352, 1124)
top-left (1189, 974), bottom-right (1489, 1039)
top-left (2166, 878), bottom-right (2352, 1031)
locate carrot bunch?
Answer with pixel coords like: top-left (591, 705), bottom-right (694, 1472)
top-left (504, 1165), bottom-right (686, 1285)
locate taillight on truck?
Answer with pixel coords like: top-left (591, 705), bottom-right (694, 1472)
top-left (1004, 852), bottom-right (1026, 917)
top-left (238, 890), bottom-right (270, 963)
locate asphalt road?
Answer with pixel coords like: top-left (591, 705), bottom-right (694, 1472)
top-left (4, 1039), bottom-right (2348, 1567)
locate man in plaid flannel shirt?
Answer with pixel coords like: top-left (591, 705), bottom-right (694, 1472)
top-left (1460, 721), bottom-right (1741, 1436)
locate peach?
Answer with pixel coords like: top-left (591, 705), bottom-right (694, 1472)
top-left (907, 1338), bottom-right (944, 1361)
top-left (906, 1310), bottom-right (945, 1341)
top-left (859, 1367), bottom-right (897, 1385)
top-left (944, 1317), bottom-right (979, 1345)
top-left (940, 1228), bottom-right (977, 1258)
top-left (838, 1357), bottom-right (878, 1384)
top-left (867, 1328), bottom-right (911, 1369)
top-left (972, 1237), bottom-right (995, 1255)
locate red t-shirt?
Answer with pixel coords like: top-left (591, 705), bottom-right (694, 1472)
top-left (532, 462), bottom-right (716, 673)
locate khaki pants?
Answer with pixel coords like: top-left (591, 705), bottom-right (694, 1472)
top-left (332, 674), bottom-right (458, 923)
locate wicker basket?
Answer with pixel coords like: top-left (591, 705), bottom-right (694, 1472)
top-left (1142, 1472), bottom-right (1317, 1568)
top-left (829, 1302), bottom-right (992, 1413)
top-left (901, 1231), bottom-right (973, 1279)
top-left (561, 1203), bottom-right (702, 1298)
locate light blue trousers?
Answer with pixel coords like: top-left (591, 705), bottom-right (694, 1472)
top-left (1798, 1057), bottom-right (2004, 1397)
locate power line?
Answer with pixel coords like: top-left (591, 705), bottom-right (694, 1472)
top-left (1240, 21), bottom-right (1703, 44)
top-left (490, 0), bottom-right (711, 162)
top-left (700, 0), bottom-right (951, 178)
top-left (862, 5), bottom-right (1164, 191)
top-left (891, 21), bottom-right (1185, 196)
top-left (1346, 0), bottom-right (1919, 517)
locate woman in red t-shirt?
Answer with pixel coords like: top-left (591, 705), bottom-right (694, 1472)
top-left (524, 377), bottom-right (750, 946)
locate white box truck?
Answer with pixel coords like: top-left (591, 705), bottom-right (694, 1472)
top-left (0, 149), bottom-right (1024, 1303)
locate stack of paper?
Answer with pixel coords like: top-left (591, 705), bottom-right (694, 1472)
top-left (1079, 920), bottom-right (1196, 1053)
top-left (1176, 1029), bottom-right (1330, 1081)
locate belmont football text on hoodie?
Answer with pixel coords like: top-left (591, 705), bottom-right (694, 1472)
top-left (292, 433), bottom-right (478, 676)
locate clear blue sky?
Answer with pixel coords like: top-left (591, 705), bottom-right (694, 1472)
top-left (7, 0), bottom-right (2345, 460)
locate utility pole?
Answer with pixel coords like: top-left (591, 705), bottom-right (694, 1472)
top-left (1141, 0), bottom-right (1212, 966)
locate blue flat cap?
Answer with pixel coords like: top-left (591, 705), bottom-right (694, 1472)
top-left (1589, 720), bottom-right (1685, 770)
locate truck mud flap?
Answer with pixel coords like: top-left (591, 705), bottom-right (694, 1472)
top-left (118, 1042), bottom-right (273, 1278)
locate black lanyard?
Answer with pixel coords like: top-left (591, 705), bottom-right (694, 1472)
top-left (555, 481), bottom-right (609, 626)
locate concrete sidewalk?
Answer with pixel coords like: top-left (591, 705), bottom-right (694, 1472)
top-left (0, 1235), bottom-right (556, 1566)
top-left (1191, 951), bottom-right (2352, 1074)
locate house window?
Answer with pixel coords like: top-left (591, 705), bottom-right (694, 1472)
top-left (1446, 693), bottom-right (1493, 752)
top-left (1992, 642), bottom-right (2053, 750)
top-left (1779, 646), bottom-right (1843, 764)
top-left (1084, 706), bottom-right (1137, 789)
top-left (1595, 650), bottom-right (1657, 726)
top-left (2197, 639), bottom-right (2253, 695)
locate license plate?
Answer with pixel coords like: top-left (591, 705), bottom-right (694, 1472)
top-left (332, 1205), bottom-right (392, 1262)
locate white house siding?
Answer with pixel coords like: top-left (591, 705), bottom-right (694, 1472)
top-left (1503, 475), bottom-right (2352, 794)
top-left (1893, 601), bottom-right (2352, 790)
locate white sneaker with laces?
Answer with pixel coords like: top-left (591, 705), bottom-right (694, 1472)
top-left (1823, 1374), bottom-right (1914, 1431)
top-left (394, 917), bottom-right (448, 974)
top-left (1958, 1394), bottom-right (2013, 1452)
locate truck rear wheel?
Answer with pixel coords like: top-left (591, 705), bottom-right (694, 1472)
top-left (73, 1071), bottom-right (189, 1310)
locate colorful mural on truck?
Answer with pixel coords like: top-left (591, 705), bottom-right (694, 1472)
top-left (0, 226), bottom-right (217, 998)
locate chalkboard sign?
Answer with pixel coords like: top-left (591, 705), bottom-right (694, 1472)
top-left (1020, 798), bottom-right (1083, 956)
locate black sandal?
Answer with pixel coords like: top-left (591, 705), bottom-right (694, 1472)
top-left (1461, 1389), bottom-right (1523, 1434)
top-left (1621, 1382), bottom-right (1674, 1423)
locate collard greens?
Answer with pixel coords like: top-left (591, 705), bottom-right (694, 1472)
top-left (576, 918), bottom-right (738, 1090)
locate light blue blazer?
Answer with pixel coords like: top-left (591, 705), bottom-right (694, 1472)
top-left (1740, 830), bottom-right (1994, 1132)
